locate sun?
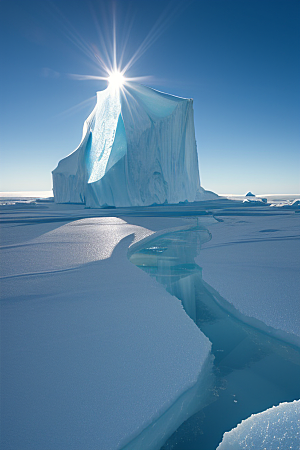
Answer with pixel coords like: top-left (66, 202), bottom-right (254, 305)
top-left (107, 70), bottom-right (125, 89)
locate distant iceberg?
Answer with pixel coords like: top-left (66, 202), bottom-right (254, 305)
top-left (52, 83), bottom-right (204, 207)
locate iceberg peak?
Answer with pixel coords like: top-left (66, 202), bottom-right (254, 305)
top-left (52, 83), bottom-right (201, 207)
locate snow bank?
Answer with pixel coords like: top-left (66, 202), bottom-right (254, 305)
top-left (217, 400), bottom-right (300, 449)
top-left (52, 83), bottom-right (201, 207)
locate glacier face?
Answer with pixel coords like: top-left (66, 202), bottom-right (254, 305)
top-left (52, 83), bottom-right (201, 207)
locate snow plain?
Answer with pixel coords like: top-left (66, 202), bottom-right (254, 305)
top-left (0, 210), bottom-right (211, 450)
top-left (1, 194), bottom-right (299, 450)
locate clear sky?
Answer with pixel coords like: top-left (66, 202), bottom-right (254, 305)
top-left (0, 0), bottom-right (299, 195)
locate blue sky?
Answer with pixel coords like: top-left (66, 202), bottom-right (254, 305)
top-left (0, 0), bottom-right (299, 194)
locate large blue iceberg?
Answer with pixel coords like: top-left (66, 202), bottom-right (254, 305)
top-left (52, 83), bottom-right (203, 207)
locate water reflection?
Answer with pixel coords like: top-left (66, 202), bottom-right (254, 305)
top-left (128, 221), bottom-right (300, 450)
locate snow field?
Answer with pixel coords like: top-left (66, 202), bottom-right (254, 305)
top-left (0, 215), bottom-right (211, 450)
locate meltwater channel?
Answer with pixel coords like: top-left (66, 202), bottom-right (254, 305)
top-left (128, 220), bottom-right (300, 450)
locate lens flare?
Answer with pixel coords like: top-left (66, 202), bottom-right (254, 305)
top-left (59, 1), bottom-right (188, 115)
top-left (108, 71), bottom-right (125, 89)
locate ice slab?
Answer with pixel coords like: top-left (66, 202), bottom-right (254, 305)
top-left (216, 400), bottom-right (300, 449)
top-left (197, 212), bottom-right (300, 345)
top-left (0, 215), bottom-right (211, 450)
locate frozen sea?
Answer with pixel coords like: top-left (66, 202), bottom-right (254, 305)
top-left (0, 192), bottom-right (299, 450)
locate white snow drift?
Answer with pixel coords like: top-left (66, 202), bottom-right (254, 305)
top-left (217, 400), bottom-right (300, 449)
top-left (52, 83), bottom-right (203, 207)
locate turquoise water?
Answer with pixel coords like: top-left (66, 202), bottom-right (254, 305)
top-left (128, 222), bottom-right (300, 450)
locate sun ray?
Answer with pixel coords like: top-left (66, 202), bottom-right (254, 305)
top-left (118, 13), bottom-right (136, 70)
top-left (56, 95), bottom-right (97, 119)
top-left (47, 0), bottom-right (194, 110)
top-left (125, 76), bottom-right (154, 83)
top-left (121, 85), bottom-right (144, 115)
top-left (112, 3), bottom-right (117, 72)
top-left (89, 2), bottom-right (114, 73)
top-left (119, 86), bottom-right (136, 124)
top-left (68, 74), bottom-right (108, 81)
top-left (121, 0), bottom-right (189, 74)
top-left (47, 2), bottom-right (103, 71)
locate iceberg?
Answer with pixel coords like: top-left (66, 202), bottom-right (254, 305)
top-left (52, 83), bottom-right (202, 207)
top-left (216, 400), bottom-right (300, 449)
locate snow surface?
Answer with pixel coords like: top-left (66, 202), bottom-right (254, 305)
top-left (216, 400), bottom-right (300, 449)
top-left (52, 83), bottom-right (202, 207)
top-left (1, 196), bottom-right (299, 450)
top-left (197, 211), bottom-right (300, 345)
top-left (0, 212), bottom-right (211, 450)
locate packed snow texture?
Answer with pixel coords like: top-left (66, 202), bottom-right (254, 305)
top-left (1, 197), bottom-right (299, 450)
top-left (197, 212), bottom-right (300, 345)
top-left (52, 83), bottom-right (202, 207)
top-left (0, 215), bottom-right (211, 450)
top-left (216, 400), bottom-right (300, 449)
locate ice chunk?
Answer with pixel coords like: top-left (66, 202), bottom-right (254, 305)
top-left (52, 83), bottom-right (201, 207)
top-left (216, 400), bottom-right (300, 449)
top-left (243, 197), bottom-right (265, 203)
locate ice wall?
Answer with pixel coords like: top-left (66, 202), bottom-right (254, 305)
top-left (52, 83), bottom-right (201, 207)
